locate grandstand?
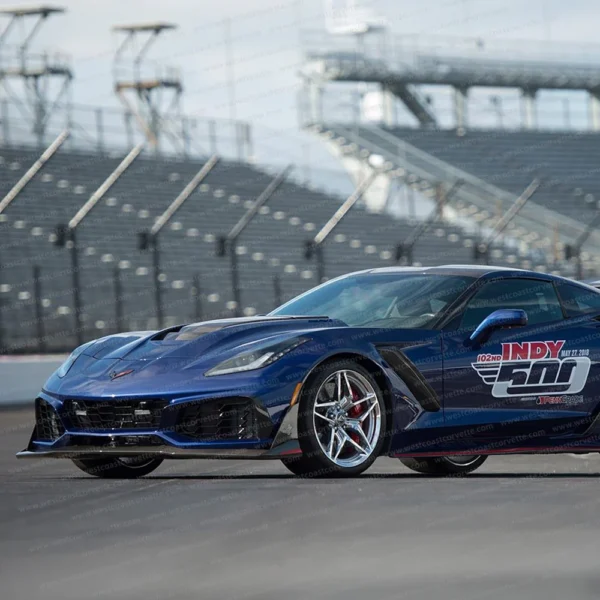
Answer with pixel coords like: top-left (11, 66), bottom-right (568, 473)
top-left (300, 32), bottom-right (600, 278)
top-left (2, 7), bottom-right (600, 353)
top-left (0, 142), bottom-right (484, 351)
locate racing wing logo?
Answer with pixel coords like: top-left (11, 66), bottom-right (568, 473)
top-left (472, 363), bottom-right (502, 386)
top-left (472, 341), bottom-right (590, 398)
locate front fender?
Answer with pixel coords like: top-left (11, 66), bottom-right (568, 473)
top-left (268, 335), bottom-right (429, 455)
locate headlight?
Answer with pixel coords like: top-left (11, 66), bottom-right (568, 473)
top-left (56, 341), bottom-right (94, 378)
top-left (205, 337), bottom-right (308, 377)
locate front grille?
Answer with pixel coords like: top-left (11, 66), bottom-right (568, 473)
top-left (64, 399), bottom-right (168, 431)
top-left (35, 398), bottom-right (66, 441)
top-left (66, 434), bottom-right (164, 447)
top-left (175, 398), bottom-right (271, 441)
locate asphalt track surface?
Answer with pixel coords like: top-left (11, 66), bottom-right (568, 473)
top-left (3, 407), bottom-right (600, 600)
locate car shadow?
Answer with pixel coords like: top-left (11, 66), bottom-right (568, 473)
top-left (58, 471), bottom-right (600, 481)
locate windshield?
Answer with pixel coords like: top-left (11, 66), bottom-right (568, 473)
top-left (270, 273), bottom-right (473, 329)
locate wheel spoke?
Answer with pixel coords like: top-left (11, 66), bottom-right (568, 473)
top-left (333, 429), bottom-right (346, 460)
top-left (327, 427), bottom-right (336, 456)
top-left (315, 400), bottom-right (337, 408)
top-left (345, 419), bottom-right (373, 453)
top-left (358, 401), bottom-right (378, 422)
top-left (343, 371), bottom-right (353, 397)
top-left (340, 428), bottom-right (369, 456)
top-left (314, 412), bottom-right (335, 424)
top-left (350, 392), bottom-right (376, 408)
top-left (336, 372), bottom-right (342, 403)
top-left (353, 425), bottom-right (373, 453)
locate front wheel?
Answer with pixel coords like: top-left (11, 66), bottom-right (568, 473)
top-left (72, 456), bottom-right (163, 478)
top-left (282, 360), bottom-right (387, 477)
top-left (400, 455), bottom-right (487, 476)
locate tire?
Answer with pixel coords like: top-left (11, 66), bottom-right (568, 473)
top-left (72, 456), bottom-right (163, 479)
top-left (400, 455), bottom-right (487, 476)
top-left (282, 359), bottom-right (387, 478)
top-left (281, 455), bottom-right (316, 476)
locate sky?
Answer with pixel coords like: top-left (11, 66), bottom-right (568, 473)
top-left (1, 0), bottom-right (600, 189)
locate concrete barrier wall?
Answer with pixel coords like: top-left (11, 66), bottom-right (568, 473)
top-left (0, 356), bottom-right (67, 406)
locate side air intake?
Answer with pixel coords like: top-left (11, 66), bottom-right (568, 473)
top-left (35, 398), bottom-right (66, 441)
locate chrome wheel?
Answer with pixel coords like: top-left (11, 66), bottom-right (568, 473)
top-left (312, 369), bottom-right (382, 468)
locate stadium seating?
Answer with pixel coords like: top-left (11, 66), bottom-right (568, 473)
top-left (0, 143), bottom-right (553, 351)
top-left (358, 126), bottom-right (600, 223)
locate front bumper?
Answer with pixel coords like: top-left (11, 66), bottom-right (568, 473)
top-left (17, 394), bottom-right (301, 460)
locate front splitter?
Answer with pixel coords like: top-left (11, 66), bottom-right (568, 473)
top-left (16, 440), bottom-right (302, 460)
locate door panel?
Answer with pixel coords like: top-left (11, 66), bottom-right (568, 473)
top-left (443, 318), bottom-right (600, 439)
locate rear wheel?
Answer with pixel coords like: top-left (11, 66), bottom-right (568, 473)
top-left (72, 456), bottom-right (163, 478)
top-left (400, 455), bottom-right (487, 476)
top-left (281, 360), bottom-right (386, 477)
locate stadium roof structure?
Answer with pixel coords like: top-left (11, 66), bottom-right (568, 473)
top-left (301, 32), bottom-right (600, 129)
top-left (112, 22), bottom-right (178, 33)
top-left (112, 21), bottom-right (183, 148)
top-left (0, 4), bottom-right (72, 143)
top-left (303, 51), bottom-right (600, 92)
top-left (300, 32), bottom-right (600, 244)
top-left (0, 5), bottom-right (64, 17)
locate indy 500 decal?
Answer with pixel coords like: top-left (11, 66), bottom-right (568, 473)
top-left (472, 341), bottom-right (590, 398)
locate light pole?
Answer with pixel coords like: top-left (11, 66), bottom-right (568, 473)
top-left (113, 265), bottom-right (124, 332)
top-left (396, 180), bottom-right (463, 266)
top-left (565, 208), bottom-right (600, 280)
top-left (56, 143), bottom-right (144, 345)
top-left (139, 154), bottom-right (219, 328)
top-left (0, 130), bottom-right (69, 351)
top-left (306, 171), bottom-right (377, 283)
top-left (474, 179), bottom-right (540, 265)
top-left (217, 165), bottom-right (292, 317)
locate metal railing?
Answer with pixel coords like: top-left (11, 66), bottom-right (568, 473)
top-left (55, 143), bottom-right (145, 345)
top-left (475, 179), bottom-right (541, 263)
top-left (307, 171), bottom-right (378, 282)
top-left (139, 154), bottom-right (220, 329)
top-left (323, 123), bottom-right (600, 251)
top-left (0, 130), bottom-right (70, 214)
top-left (299, 80), bottom-right (597, 133)
top-left (218, 164), bottom-right (293, 316)
top-left (0, 129), bottom-right (70, 352)
top-left (301, 30), bottom-right (600, 70)
top-left (397, 180), bottom-right (464, 265)
top-left (0, 45), bottom-right (71, 76)
top-left (0, 98), bottom-right (253, 163)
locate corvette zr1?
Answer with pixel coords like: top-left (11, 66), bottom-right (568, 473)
top-left (16, 265), bottom-right (600, 477)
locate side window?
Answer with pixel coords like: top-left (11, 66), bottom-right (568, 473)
top-left (461, 278), bottom-right (564, 330)
top-left (555, 282), bottom-right (600, 318)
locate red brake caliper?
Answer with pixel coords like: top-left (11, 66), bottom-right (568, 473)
top-left (348, 386), bottom-right (362, 445)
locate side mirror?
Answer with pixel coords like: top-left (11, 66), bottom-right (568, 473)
top-left (469, 309), bottom-right (527, 345)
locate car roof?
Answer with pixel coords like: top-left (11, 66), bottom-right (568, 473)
top-left (331, 265), bottom-right (600, 296)
top-left (366, 264), bottom-right (525, 278)
top-left (364, 265), bottom-right (599, 287)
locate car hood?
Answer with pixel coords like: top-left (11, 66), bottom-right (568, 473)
top-left (46, 316), bottom-right (346, 397)
top-left (84, 315), bottom-right (344, 361)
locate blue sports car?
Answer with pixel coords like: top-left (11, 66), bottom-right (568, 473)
top-left (17, 265), bottom-right (600, 478)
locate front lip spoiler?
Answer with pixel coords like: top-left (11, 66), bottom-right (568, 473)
top-left (15, 440), bottom-right (302, 460)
